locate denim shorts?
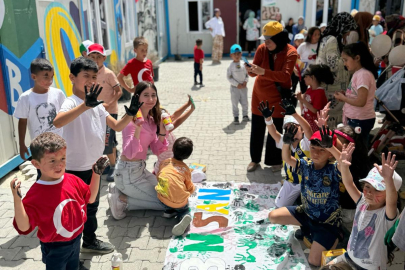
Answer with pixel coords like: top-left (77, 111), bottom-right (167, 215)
top-left (103, 114), bottom-right (118, 155)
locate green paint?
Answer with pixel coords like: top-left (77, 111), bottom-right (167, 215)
top-left (234, 252), bottom-right (256, 263)
top-left (203, 200), bottom-right (211, 204)
top-left (237, 238), bottom-right (257, 250)
top-left (224, 205), bottom-right (230, 209)
top-left (183, 234), bottom-right (224, 252)
top-left (170, 247), bottom-right (178, 253)
top-left (259, 195), bottom-right (269, 199)
top-left (177, 254), bottom-right (185, 259)
top-left (274, 255), bottom-right (286, 264)
top-left (234, 226), bottom-right (256, 235)
top-left (245, 200), bottom-right (260, 212)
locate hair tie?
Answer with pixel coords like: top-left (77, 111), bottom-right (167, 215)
top-left (354, 126), bottom-right (362, 134)
top-left (334, 130), bottom-right (355, 143)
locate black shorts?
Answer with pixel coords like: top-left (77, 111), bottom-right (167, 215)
top-left (103, 114), bottom-right (118, 155)
top-left (287, 205), bottom-right (340, 250)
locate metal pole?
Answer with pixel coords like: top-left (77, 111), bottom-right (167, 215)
top-left (323, 0), bottom-right (329, 24)
top-left (338, 0), bottom-right (342, 13)
top-left (312, 0), bottom-right (316, 27)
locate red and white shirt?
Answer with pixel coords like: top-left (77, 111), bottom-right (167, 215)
top-left (302, 87), bottom-right (328, 132)
top-left (120, 58), bottom-right (154, 86)
top-left (13, 173), bottom-right (90, 243)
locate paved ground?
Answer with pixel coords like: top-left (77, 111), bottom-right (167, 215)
top-left (0, 58), bottom-right (404, 269)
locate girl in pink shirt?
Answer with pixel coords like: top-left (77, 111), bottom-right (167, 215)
top-left (107, 82), bottom-right (169, 220)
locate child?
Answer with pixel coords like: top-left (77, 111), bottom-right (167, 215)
top-left (294, 33), bottom-right (305, 48)
top-left (11, 132), bottom-right (108, 269)
top-left (227, 44), bottom-right (249, 125)
top-left (334, 146), bottom-right (402, 270)
top-left (269, 126), bottom-right (342, 266)
top-left (117, 37), bottom-right (153, 93)
top-left (156, 137), bottom-right (195, 236)
top-left (258, 99), bottom-right (312, 207)
top-left (88, 43), bottom-right (122, 182)
top-left (369, 15), bottom-right (383, 45)
top-left (320, 262), bottom-right (352, 270)
top-left (335, 42), bottom-right (378, 144)
top-left (80, 40), bottom-right (94, 57)
top-left (194, 39), bottom-right (204, 86)
top-left (13, 58), bottom-right (66, 160)
top-left (298, 64), bottom-right (334, 132)
top-left (154, 95), bottom-right (195, 174)
top-left (53, 57), bottom-right (142, 253)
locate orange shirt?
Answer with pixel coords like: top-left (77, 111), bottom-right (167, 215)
top-left (155, 158), bottom-right (195, 208)
top-left (249, 43), bottom-right (297, 117)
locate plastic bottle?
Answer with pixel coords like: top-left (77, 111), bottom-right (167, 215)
top-left (111, 253), bottom-right (123, 270)
top-left (161, 111), bottom-right (174, 131)
top-left (134, 109), bottom-right (144, 125)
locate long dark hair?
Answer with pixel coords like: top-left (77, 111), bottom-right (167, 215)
top-left (342, 42), bottom-right (378, 79)
top-left (307, 64), bottom-right (335, 85)
top-left (134, 81), bottom-right (161, 127)
top-left (305, 27), bottom-right (321, 43)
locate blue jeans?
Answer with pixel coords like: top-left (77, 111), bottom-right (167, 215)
top-left (347, 118), bottom-right (376, 146)
top-left (40, 233), bottom-right (81, 270)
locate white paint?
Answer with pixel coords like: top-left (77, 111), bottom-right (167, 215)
top-left (0, 0), bottom-right (5, 29)
top-left (5, 59), bottom-right (23, 112)
top-left (53, 199), bottom-right (85, 238)
top-left (179, 257), bottom-right (226, 270)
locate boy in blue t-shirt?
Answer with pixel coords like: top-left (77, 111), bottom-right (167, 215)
top-left (269, 125), bottom-right (342, 267)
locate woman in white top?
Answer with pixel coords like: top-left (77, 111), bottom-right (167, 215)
top-left (205, 8), bottom-right (226, 64)
top-left (243, 11), bottom-right (260, 57)
top-left (275, 13), bottom-right (285, 28)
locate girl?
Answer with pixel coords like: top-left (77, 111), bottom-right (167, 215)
top-left (337, 146), bottom-right (401, 270)
top-left (243, 11), bottom-right (261, 57)
top-left (335, 42), bottom-right (378, 145)
top-left (298, 64), bottom-right (334, 132)
top-left (107, 81), bottom-right (169, 220)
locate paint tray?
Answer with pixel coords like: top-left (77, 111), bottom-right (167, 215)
top-left (321, 249), bottom-right (346, 266)
top-left (189, 163), bottom-right (207, 173)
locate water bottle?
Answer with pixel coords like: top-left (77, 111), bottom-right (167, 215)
top-left (161, 111), bottom-right (174, 131)
top-left (134, 109), bottom-right (144, 125)
top-left (111, 252), bottom-right (123, 270)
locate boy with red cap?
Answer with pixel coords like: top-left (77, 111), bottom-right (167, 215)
top-left (88, 43), bottom-right (122, 182)
top-left (269, 125), bottom-right (342, 267)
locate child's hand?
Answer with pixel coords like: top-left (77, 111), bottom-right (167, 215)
top-left (19, 144), bottom-right (29, 160)
top-left (334, 91), bottom-right (346, 102)
top-left (319, 125), bottom-right (335, 148)
top-left (280, 99), bottom-right (296, 116)
top-left (283, 125), bottom-right (298, 144)
top-left (85, 84), bottom-right (104, 108)
top-left (92, 157), bottom-right (110, 175)
top-left (296, 92), bottom-right (303, 101)
top-left (340, 143), bottom-right (355, 167)
top-left (315, 102), bottom-right (330, 128)
top-left (374, 152), bottom-right (398, 181)
top-left (124, 94), bottom-right (144, 116)
top-left (237, 84), bottom-right (243, 89)
top-left (242, 81), bottom-right (247, 88)
top-left (10, 177), bottom-right (22, 199)
top-left (258, 101), bottom-right (274, 119)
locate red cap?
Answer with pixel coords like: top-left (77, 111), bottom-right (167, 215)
top-left (87, 43), bottom-right (106, 56)
top-left (310, 130), bottom-right (337, 147)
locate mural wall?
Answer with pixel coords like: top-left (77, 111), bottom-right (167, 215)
top-left (137, 0), bottom-right (159, 53)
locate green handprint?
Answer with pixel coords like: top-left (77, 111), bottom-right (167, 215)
top-left (237, 238), bottom-right (258, 250)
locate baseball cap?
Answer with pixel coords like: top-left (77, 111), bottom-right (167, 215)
top-left (359, 167), bottom-right (402, 191)
top-left (283, 116), bottom-right (299, 128)
top-left (294, 33), bottom-right (305, 41)
top-left (87, 43), bottom-right (106, 56)
top-left (319, 23), bottom-right (327, 28)
top-left (310, 130), bottom-right (337, 147)
top-left (259, 21), bottom-right (283, 40)
top-left (80, 40), bottom-right (94, 54)
top-left (230, 44), bottom-right (242, 54)
top-left (373, 15), bottom-right (381, 21)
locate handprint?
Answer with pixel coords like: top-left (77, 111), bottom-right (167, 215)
top-left (280, 99), bottom-right (296, 116)
top-left (258, 100), bottom-right (275, 119)
top-left (124, 94), bottom-right (144, 116)
top-left (283, 125), bottom-right (298, 144)
top-left (319, 125), bottom-right (335, 148)
top-left (85, 84), bottom-right (104, 107)
top-left (92, 156), bottom-right (110, 175)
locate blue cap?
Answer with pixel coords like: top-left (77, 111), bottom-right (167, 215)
top-left (230, 44), bottom-right (242, 54)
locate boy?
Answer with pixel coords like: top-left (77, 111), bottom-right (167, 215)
top-left (80, 40), bottom-right (94, 57)
top-left (14, 58), bottom-right (66, 160)
top-left (269, 125), bottom-right (342, 267)
top-left (88, 43), bottom-right (122, 182)
top-left (11, 132), bottom-right (109, 269)
top-left (369, 15), bottom-right (383, 45)
top-left (227, 44), bottom-right (249, 125)
top-left (53, 57), bottom-right (142, 253)
top-left (117, 37), bottom-right (153, 93)
top-left (155, 137), bottom-right (195, 236)
top-left (194, 39), bottom-right (204, 86)
top-left (294, 33), bottom-right (305, 48)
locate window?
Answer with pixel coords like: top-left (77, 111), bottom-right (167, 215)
top-left (122, 0), bottom-right (137, 45)
top-left (186, 0), bottom-right (213, 32)
top-left (87, 0), bottom-right (111, 53)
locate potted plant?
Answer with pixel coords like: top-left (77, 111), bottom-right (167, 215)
top-left (109, 61), bottom-right (132, 101)
top-left (147, 51), bottom-right (160, 82)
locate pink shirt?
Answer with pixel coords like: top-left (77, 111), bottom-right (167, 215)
top-left (343, 68), bottom-right (376, 120)
top-left (121, 117), bottom-right (168, 160)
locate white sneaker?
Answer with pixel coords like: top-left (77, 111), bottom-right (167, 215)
top-left (107, 193), bottom-right (127, 220)
top-left (172, 215), bottom-right (192, 236)
top-left (108, 182), bottom-right (116, 194)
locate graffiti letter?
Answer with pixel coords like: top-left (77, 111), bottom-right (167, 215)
top-left (6, 59), bottom-right (23, 111)
top-left (193, 212), bottom-right (229, 228)
top-left (196, 203), bottom-right (229, 215)
top-left (179, 257), bottom-right (226, 270)
top-left (184, 233), bottom-right (224, 252)
top-left (198, 189), bottom-right (231, 201)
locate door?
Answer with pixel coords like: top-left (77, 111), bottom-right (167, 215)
top-left (375, 0), bottom-right (403, 17)
top-left (213, 0), bottom-right (237, 54)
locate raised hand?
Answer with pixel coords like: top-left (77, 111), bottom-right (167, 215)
top-left (315, 102), bottom-right (330, 128)
top-left (124, 94), bottom-right (144, 117)
top-left (374, 152), bottom-right (398, 181)
top-left (258, 101), bottom-right (275, 119)
top-left (283, 125), bottom-right (298, 144)
top-left (92, 156), bottom-right (110, 175)
top-left (85, 84), bottom-right (104, 107)
top-left (319, 125), bottom-right (335, 148)
top-left (280, 98), bottom-right (296, 116)
top-left (10, 177), bottom-right (22, 198)
top-left (340, 143), bottom-right (355, 167)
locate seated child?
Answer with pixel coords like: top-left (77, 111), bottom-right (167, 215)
top-left (269, 126), bottom-right (342, 266)
top-left (333, 146), bottom-right (401, 270)
top-left (155, 137), bottom-right (195, 236)
top-left (11, 132), bottom-right (108, 269)
top-left (320, 262), bottom-right (352, 270)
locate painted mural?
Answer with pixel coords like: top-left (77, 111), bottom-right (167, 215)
top-left (137, 0), bottom-right (159, 53)
top-left (163, 182), bottom-right (311, 270)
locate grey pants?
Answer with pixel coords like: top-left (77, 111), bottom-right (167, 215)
top-left (230, 86), bottom-right (248, 117)
top-left (114, 160), bottom-right (167, 210)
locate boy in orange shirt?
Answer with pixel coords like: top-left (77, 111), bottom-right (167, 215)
top-left (155, 137), bottom-right (195, 236)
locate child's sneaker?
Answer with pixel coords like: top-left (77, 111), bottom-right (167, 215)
top-left (172, 215), bottom-right (192, 236)
top-left (107, 193), bottom-right (127, 220)
top-left (199, 82), bottom-right (205, 87)
top-left (163, 209), bottom-right (178, 218)
top-left (243, 115), bottom-right (250, 121)
top-left (234, 117), bottom-right (239, 125)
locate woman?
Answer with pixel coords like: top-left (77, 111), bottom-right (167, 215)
top-left (292, 16), bottom-right (306, 44)
top-left (285, 18), bottom-right (294, 34)
top-left (245, 21), bottom-right (297, 172)
top-left (107, 82), bottom-right (169, 220)
top-left (205, 8), bottom-right (225, 64)
top-left (243, 11), bottom-right (261, 57)
top-left (354, 11), bottom-right (373, 45)
top-left (316, 12), bottom-right (358, 128)
top-left (275, 12), bottom-right (285, 28)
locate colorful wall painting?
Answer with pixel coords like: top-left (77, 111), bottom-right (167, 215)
top-left (163, 182), bottom-right (311, 270)
top-left (137, 0), bottom-right (158, 53)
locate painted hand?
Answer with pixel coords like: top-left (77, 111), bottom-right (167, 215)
top-left (374, 152), bottom-right (398, 181)
top-left (92, 156), bottom-right (110, 175)
top-left (10, 177), bottom-right (22, 198)
top-left (124, 94), bottom-right (144, 117)
top-left (340, 142), bottom-right (355, 167)
top-left (280, 99), bottom-right (296, 116)
top-left (258, 101), bottom-right (274, 119)
top-left (283, 125), bottom-right (298, 144)
top-left (85, 84), bottom-right (104, 107)
top-left (319, 125), bottom-right (335, 148)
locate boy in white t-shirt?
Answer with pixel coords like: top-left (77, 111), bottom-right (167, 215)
top-left (13, 58), bottom-right (66, 160)
top-left (53, 57), bottom-right (143, 254)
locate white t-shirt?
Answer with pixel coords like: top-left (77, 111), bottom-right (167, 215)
top-left (297, 42), bottom-right (318, 75)
top-left (60, 95), bottom-right (109, 171)
top-left (347, 194), bottom-right (398, 270)
top-left (13, 87), bottom-right (66, 139)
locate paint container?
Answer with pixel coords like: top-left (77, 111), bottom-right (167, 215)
top-left (134, 110), bottom-right (144, 126)
top-left (111, 252), bottom-right (123, 269)
top-left (161, 111), bottom-right (174, 131)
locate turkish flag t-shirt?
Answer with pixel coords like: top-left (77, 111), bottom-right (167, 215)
top-left (120, 58), bottom-right (154, 86)
top-left (13, 173), bottom-right (90, 243)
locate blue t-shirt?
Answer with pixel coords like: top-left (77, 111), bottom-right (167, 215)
top-left (295, 157), bottom-right (342, 226)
